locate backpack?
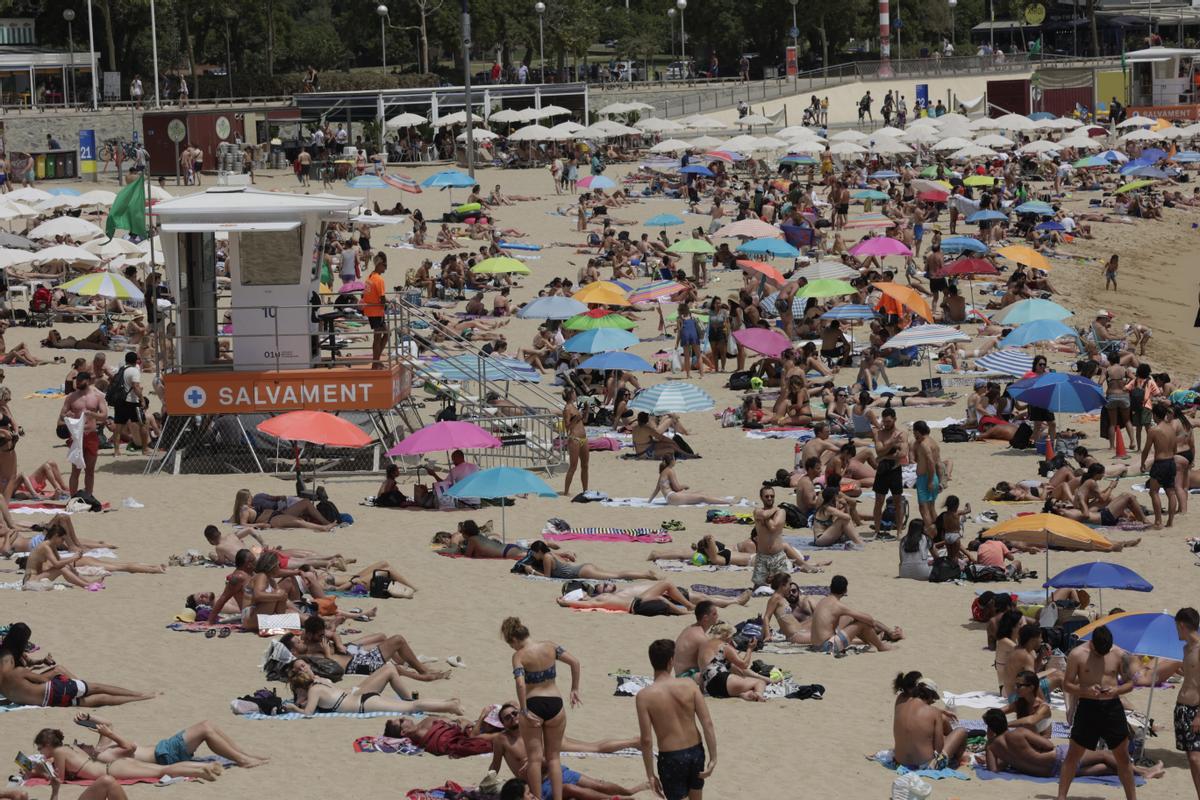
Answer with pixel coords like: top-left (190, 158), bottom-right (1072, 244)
top-left (316, 499), bottom-right (340, 525)
top-left (778, 502), bottom-right (806, 529)
top-left (105, 366), bottom-right (129, 407)
top-left (928, 557), bottom-right (962, 583)
top-left (1009, 421), bottom-right (1034, 450)
top-left (941, 424), bottom-right (971, 443)
top-left (238, 688), bottom-right (285, 716)
top-left (30, 285), bottom-right (52, 313)
top-left (732, 617), bottom-right (765, 651)
top-left (728, 371), bottom-right (752, 391)
top-left (368, 569), bottom-right (392, 598)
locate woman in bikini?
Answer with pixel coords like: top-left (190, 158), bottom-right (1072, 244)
top-left (697, 622), bottom-right (769, 702)
top-left (230, 489), bottom-right (335, 532)
top-left (32, 728), bottom-right (222, 786)
top-left (810, 486), bottom-right (866, 548)
top-left (1000, 669), bottom-right (1054, 735)
top-left (519, 540), bottom-right (657, 582)
top-left (647, 455), bottom-right (731, 506)
top-left (768, 375), bottom-right (814, 427)
top-left (561, 388), bottom-right (589, 496)
top-left (647, 533), bottom-right (829, 572)
top-left (502, 616), bottom-right (580, 800)
top-left (283, 658), bottom-right (461, 717)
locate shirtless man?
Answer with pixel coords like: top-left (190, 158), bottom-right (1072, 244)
top-left (23, 525), bottom-right (102, 589)
top-left (673, 602), bottom-right (718, 681)
top-left (1140, 404), bottom-right (1178, 528)
top-left (488, 702), bottom-right (645, 800)
top-left (57, 372), bottom-right (106, 496)
top-left (799, 423), bottom-right (840, 468)
top-left (631, 413), bottom-right (689, 459)
top-left (810, 575), bottom-right (898, 653)
top-left (1056, 625), bottom-right (1138, 800)
top-left (635, 639), bottom-right (717, 800)
top-left (287, 615), bottom-right (447, 681)
top-left (750, 485), bottom-right (788, 588)
top-left (871, 407), bottom-right (908, 536)
top-left (1003, 625), bottom-right (1062, 700)
top-left (558, 583), bottom-right (748, 619)
top-left (984, 708), bottom-right (1162, 781)
top-left (1175, 607), bottom-right (1200, 799)
top-left (792, 457), bottom-right (822, 521)
top-left (0, 657), bottom-right (152, 708)
top-left (438, 519), bottom-right (570, 560)
top-left (913, 420), bottom-right (943, 530)
top-left (202, 525), bottom-right (343, 569)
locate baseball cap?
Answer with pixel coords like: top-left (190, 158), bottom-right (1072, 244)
top-left (1096, 309), bottom-right (1113, 318)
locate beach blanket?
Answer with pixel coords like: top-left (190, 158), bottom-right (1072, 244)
top-left (745, 429), bottom-right (815, 442)
top-left (353, 735), bottom-right (641, 759)
top-left (9, 500), bottom-right (111, 514)
top-left (973, 766), bottom-right (1143, 787)
top-left (868, 751), bottom-right (969, 781)
top-left (19, 777), bottom-right (179, 788)
top-left (956, 719), bottom-right (1072, 739)
top-left (238, 709), bottom-right (397, 720)
top-left (783, 535), bottom-right (860, 551)
top-left (26, 388), bottom-right (65, 399)
top-left (166, 622), bottom-right (250, 635)
top-left (612, 673), bottom-right (815, 700)
top-left (544, 527), bottom-right (672, 544)
top-left (690, 583), bottom-right (828, 598)
top-left (1133, 482), bottom-right (1200, 496)
top-left (10, 548), bottom-right (118, 561)
top-left (600, 497), bottom-right (750, 509)
top-left (943, 689), bottom-right (1067, 711)
top-left (917, 417), bottom-right (966, 430)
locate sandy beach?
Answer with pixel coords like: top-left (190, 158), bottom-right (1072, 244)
top-left (1, 155), bottom-right (1198, 800)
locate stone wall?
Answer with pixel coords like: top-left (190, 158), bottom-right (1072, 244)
top-left (1, 107), bottom-right (143, 153)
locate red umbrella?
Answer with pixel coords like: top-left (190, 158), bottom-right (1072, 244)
top-left (736, 259), bottom-right (787, 285)
top-left (256, 411), bottom-right (372, 448)
top-left (918, 190), bottom-right (949, 203)
top-left (937, 257), bottom-right (998, 278)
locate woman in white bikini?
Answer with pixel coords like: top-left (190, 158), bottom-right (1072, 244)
top-left (647, 455), bottom-right (731, 506)
top-left (283, 658), bottom-right (462, 717)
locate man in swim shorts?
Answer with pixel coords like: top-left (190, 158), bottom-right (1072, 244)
top-left (44, 675), bottom-right (88, 706)
top-left (912, 420), bottom-right (942, 530)
top-left (982, 709), bottom-right (1162, 781)
top-left (809, 575), bottom-right (899, 653)
top-left (750, 485), bottom-right (789, 587)
top-left (1174, 606), bottom-right (1200, 793)
top-left (1141, 403), bottom-right (1178, 529)
top-left (636, 640), bottom-right (716, 800)
top-left (872, 407), bottom-right (908, 536)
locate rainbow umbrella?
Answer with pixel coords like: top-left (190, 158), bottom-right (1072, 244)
top-left (564, 310), bottom-right (637, 331)
top-left (629, 280), bottom-right (685, 304)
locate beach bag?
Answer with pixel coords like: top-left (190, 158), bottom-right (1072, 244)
top-left (728, 371), bottom-right (752, 391)
top-left (941, 424), bottom-right (970, 443)
top-left (1009, 422), bottom-right (1034, 450)
top-left (368, 570), bottom-right (392, 598)
top-left (732, 618), bottom-right (765, 651)
top-left (304, 655), bottom-right (345, 682)
top-left (965, 563), bottom-right (1007, 582)
top-left (105, 366), bottom-right (129, 407)
top-left (316, 499), bottom-right (340, 524)
top-left (778, 502), bottom-right (806, 529)
top-left (239, 688), bottom-right (285, 716)
top-left (879, 496), bottom-right (908, 531)
top-left (928, 557), bottom-right (962, 583)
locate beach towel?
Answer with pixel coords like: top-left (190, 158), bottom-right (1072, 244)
top-left (956, 719), bottom-right (1072, 739)
top-left (917, 417), bottom-right (966, 429)
top-left (26, 388), bottom-right (65, 399)
top-left (0, 701), bottom-right (41, 713)
top-left (600, 497), bottom-right (749, 509)
top-left (543, 527), bottom-right (672, 544)
top-left (1133, 482), bottom-right (1200, 496)
top-left (782, 535), bottom-right (860, 551)
top-left (237, 709), bottom-right (398, 720)
top-left (353, 735), bottom-right (641, 759)
top-left (868, 751), bottom-right (970, 780)
top-left (745, 429), bottom-right (815, 441)
top-left (973, 766), bottom-right (1143, 786)
top-left (19, 777), bottom-right (179, 788)
top-left (166, 622), bottom-right (250, 635)
top-left (612, 673), bottom-right (814, 700)
top-left (9, 500), bottom-right (111, 514)
top-left (942, 689), bottom-right (1067, 711)
top-left (690, 583), bottom-right (828, 598)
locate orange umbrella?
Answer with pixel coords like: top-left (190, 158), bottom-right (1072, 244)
top-left (736, 259), bottom-right (787, 286)
top-left (256, 410), bottom-right (372, 448)
top-left (871, 281), bottom-right (933, 322)
top-left (982, 513), bottom-right (1113, 551)
top-left (996, 245), bottom-right (1052, 272)
top-left (573, 280), bottom-right (631, 307)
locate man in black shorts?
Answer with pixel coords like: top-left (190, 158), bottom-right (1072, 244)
top-left (112, 351), bottom-right (148, 458)
top-left (871, 407), bottom-right (907, 536)
top-left (1175, 606), bottom-right (1200, 796)
top-left (636, 639), bottom-right (716, 800)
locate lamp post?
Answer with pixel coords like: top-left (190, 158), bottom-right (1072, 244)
top-left (535, 2), bottom-right (545, 83)
top-left (948, 0), bottom-right (956, 48)
top-left (377, 4), bottom-right (389, 75)
top-left (63, 9), bottom-right (75, 107)
top-left (224, 10), bottom-right (235, 99)
top-left (788, 0), bottom-right (798, 88)
top-left (676, 0), bottom-right (687, 76)
top-left (84, 0), bottom-right (97, 108)
top-left (150, 0), bottom-right (160, 108)
top-left (668, 8), bottom-right (676, 72)
top-left (461, 0), bottom-right (475, 177)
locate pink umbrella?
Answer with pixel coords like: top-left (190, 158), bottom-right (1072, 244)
top-left (848, 236), bottom-right (912, 257)
top-left (386, 421), bottom-right (503, 456)
top-left (712, 218), bottom-right (781, 239)
top-left (732, 328), bottom-right (791, 358)
top-left (339, 280), bottom-right (365, 292)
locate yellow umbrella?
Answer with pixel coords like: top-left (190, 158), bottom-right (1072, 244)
top-left (984, 513), bottom-right (1114, 599)
top-left (996, 245), bottom-right (1052, 272)
top-left (471, 256), bottom-right (530, 275)
top-left (872, 281), bottom-right (933, 322)
top-left (1113, 179), bottom-right (1155, 195)
top-left (573, 280), bottom-right (631, 307)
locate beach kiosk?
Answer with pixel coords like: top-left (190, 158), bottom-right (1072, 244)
top-left (150, 187), bottom-right (411, 473)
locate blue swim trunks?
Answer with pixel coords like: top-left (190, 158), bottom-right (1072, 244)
top-left (542, 767), bottom-right (582, 799)
top-left (154, 731), bottom-right (191, 765)
top-left (916, 473), bottom-right (941, 504)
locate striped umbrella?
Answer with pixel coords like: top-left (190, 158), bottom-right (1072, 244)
top-left (820, 304), bottom-right (877, 321)
top-left (629, 383), bottom-right (715, 414)
top-left (882, 324), bottom-right (969, 350)
top-left (799, 260), bottom-right (861, 280)
top-left (761, 290), bottom-right (805, 317)
top-left (381, 173), bottom-right (423, 193)
top-left (629, 280), bottom-right (685, 304)
top-left (975, 348), bottom-right (1033, 376)
top-left (60, 271), bottom-right (145, 301)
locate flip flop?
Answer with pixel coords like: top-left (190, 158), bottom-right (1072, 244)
top-left (447, 656), bottom-right (466, 668)
top-left (218, 627), bottom-right (232, 638)
top-left (417, 655), bottom-right (440, 664)
top-left (205, 628), bottom-right (217, 639)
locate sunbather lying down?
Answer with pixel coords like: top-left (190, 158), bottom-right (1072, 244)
top-left (433, 519), bottom-right (573, 560)
top-left (648, 533), bottom-right (830, 573)
top-left (556, 579), bottom-right (751, 616)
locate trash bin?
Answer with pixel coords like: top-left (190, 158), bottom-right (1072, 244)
top-left (45, 154), bottom-right (56, 179)
top-left (34, 153), bottom-right (46, 180)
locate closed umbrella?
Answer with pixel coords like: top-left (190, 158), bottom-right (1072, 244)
top-left (446, 466), bottom-right (557, 540)
top-left (387, 421), bottom-right (502, 456)
top-left (732, 328), bottom-right (791, 358)
top-left (517, 296), bottom-right (587, 320)
top-left (562, 328), bottom-right (638, 353)
top-left (1000, 319), bottom-right (1081, 348)
top-left (997, 298), bottom-right (1073, 325)
top-left (737, 238), bottom-right (799, 258)
top-left (1044, 562), bottom-right (1152, 615)
top-left (564, 310), bottom-right (637, 331)
top-left (578, 352), bottom-right (655, 372)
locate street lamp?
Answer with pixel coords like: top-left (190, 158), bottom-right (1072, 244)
top-left (535, 2), bottom-right (545, 84)
top-left (377, 4), bottom-right (389, 75)
top-left (788, 0), bottom-right (798, 87)
top-left (84, 0), bottom-right (97, 109)
top-left (676, 0), bottom-right (686, 75)
top-left (948, 0), bottom-right (956, 48)
top-left (667, 8), bottom-right (676, 69)
top-left (63, 8), bottom-right (75, 107)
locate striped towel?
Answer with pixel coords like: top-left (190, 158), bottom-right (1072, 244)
top-left (381, 173), bottom-right (422, 194)
top-left (240, 710), bottom-right (397, 721)
top-left (544, 527), bottom-right (672, 544)
top-left (691, 583), bottom-right (828, 598)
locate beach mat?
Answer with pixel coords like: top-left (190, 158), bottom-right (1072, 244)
top-left (783, 535), bottom-right (860, 551)
top-left (600, 497), bottom-right (749, 509)
top-left (956, 719), bottom-right (1072, 739)
top-left (868, 752), bottom-right (969, 781)
top-left (612, 673), bottom-right (818, 700)
top-left (543, 527), bottom-right (672, 544)
top-left (973, 766), bottom-right (1143, 786)
top-left (690, 583), bottom-right (828, 598)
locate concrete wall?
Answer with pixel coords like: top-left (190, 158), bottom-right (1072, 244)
top-left (2, 107), bottom-right (141, 153)
top-left (705, 71), bottom-right (1032, 127)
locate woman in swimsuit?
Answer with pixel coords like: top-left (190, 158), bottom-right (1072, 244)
top-left (561, 388), bottom-right (589, 495)
top-left (284, 658), bottom-right (461, 717)
top-left (502, 616), bottom-right (580, 800)
top-left (810, 486), bottom-right (865, 547)
top-left (520, 540), bottom-right (656, 582)
top-left (696, 622), bottom-right (768, 701)
top-left (647, 455), bottom-right (732, 506)
top-left (646, 534), bottom-right (829, 572)
top-left (230, 489), bottom-right (335, 532)
top-left (1000, 668), bottom-right (1053, 735)
top-left (768, 375), bottom-right (814, 427)
top-left (33, 728), bottom-right (222, 787)
top-left (992, 610), bottom-right (1023, 694)
top-left (1043, 496), bottom-right (1147, 533)
top-left (761, 573), bottom-right (816, 645)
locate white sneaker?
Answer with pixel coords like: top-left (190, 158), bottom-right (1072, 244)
top-left (123, 497), bottom-right (144, 509)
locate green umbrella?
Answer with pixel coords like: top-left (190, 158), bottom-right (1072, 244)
top-left (563, 311), bottom-right (638, 331)
top-left (471, 256), bottom-right (531, 274)
top-left (666, 238), bottom-right (716, 255)
top-left (667, 310), bottom-right (709, 323)
top-left (1113, 179), bottom-right (1154, 195)
top-left (919, 165), bottom-right (940, 178)
top-left (797, 278), bottom-right (856, 299)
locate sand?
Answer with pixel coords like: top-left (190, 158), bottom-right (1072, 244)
top-left (1, 157), bottom-right (1198, 800)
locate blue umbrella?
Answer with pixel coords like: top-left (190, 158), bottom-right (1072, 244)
top-left (737, 237), bottom-right (800, 258)
top-left (680, 164), bottom-right (715, 177)
top-left (421, 169), bottom-right (476, 188)
top-left (779, 155), bottom-right (817, 165)
top-left (629, 383), bottom-right (715, 414)
top-left (1119, 157), bottom-right (1153, 175)
top-left (1174, 151), bottom-right (1200, 163)
top-left (1128, 165), bottom-right (1170, 180)
top-left (1036, 221), bottom-right (1066, 232)
top-left (1100, 149), bottom-right (1128, 163)
top-left (1008, 372), bottom-right (1105, 412)
top-left (1014, 201), bottom-right (1054, 216)
top-left (821, 304), bottom-right (878, 321)
top-left (966, 210), bottom-right (1008, 223)
top-left (1079, 611), bottom-right (1184, 735)
top-left (869, 169), bottom-right (901, 179)
top-left (347, 175), bottom-right (387, 189)
top-left (578, 352), bottom-right (655, 372)
top-left (562, 328), bottom-right (638, 353)
top-left (516, 296), bottom-right (588, 320)
top-left (1044, 562), bottom-right (1152, 614)
top-left (446, 466), bottom-right (557, 540)
top-left (996, 298), bottom-right (1073, 325)
top-left (1000, 319), bottom-right (1081, 348)
top-left (46, 187), bottom-right (81, 196)
top-left (852, 189), bottom-right (889, 201)
top-left (645, 213), bottom-right (685, 227)
top-left (975, 348), bottom-right (1033, 377)
top-left (1140, 147), bottom-right (1168, 162)
top-left (941, 236), bottom-right (988, 255)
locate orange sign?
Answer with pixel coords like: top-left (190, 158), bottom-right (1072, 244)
top-left (163, 366), bottom-right (410, 415)
top-left (1127, 104), bottom-right (1200, 121)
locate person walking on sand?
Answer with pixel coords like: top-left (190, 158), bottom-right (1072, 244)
top-left (1141, 404), bottom-right (1178, 529)
top-left (1103, 254), bottom-right (1119, 291)
top-left (636, 639), bottom-right (717, 800)
top-left (561, 387), bottom-right (589, 496)
top-left (1174, 607), bottom-right (1200, 799)
top-left (913, 420), bottom-right (943, 531)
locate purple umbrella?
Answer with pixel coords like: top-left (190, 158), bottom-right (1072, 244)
top-left (848, 236), bottom-right (912, 257)
top-left (732, 328), bottom-right (791, 358)
top-left (387, 421), bottom-right (503, 456)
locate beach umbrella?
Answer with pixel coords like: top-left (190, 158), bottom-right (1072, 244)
top-left (882, 324), bottom-right (969, 349)
top-left (966, 209), bottom-right (1008, 224)
top-left (31, 244), bottom-right (102, 266)
top-left (941, 236), bottom-right (988, 255)
top-left (1044, 562), bottom-right (1152, 615)
top-left (850, 237), bottom-right (911, 257)
top-left (59, 271), bottom-right (144, 301)
top-left (932, 136), bottom-right (975, 152)
top-left (5, 187), bottom-right (51, 203)
top-left (831, 130), bottom-right (869, 142)
top-left (446, 466), bottom-right (556, 540)
top-left (1036, 221), bottom-right (1066, 232)
top-left (28, 217), bottom-right (104, 241)
top-left (844, 213), bottom-right (895, 230)
top-left (645, 213), bottom-right (686, 228)
top-left (938, 258), bottom-right (998, 277)
top-left (820, 304), bottom-right (877, 321)
top-left (573, 281), bottom-right (631, 307)
top-left (996, 245), bottom-right (1052, 272)
top-left (456, 129), bottom-right (498, 142)
top-left (736, 238), bottom-right (799, 258)
top-left (779, 154), bottom-right (818, 166)
top-left (974, 134), bottom-right (1015, 149)
top-left (1128, 166), bottom-right (1170, 180)
top-left (852, 189), bottom-right (890, 201)
top-left (679, 164), bottom-right (715, 177)
top-left (869, 170), bottom-right (901, 179)
top-left (917, 189), bottom-right (950, 204)
top-left (963, 175), bottom-right (996, 187)
top-left (0, 248), bottom-right (33, 268)
top-left (737, 113), bottom-right (774, 127)
top-left (1008, 372), bottom-right (1105, 413)
top-left (380, 174), bottom-right (423, 194)
top-left (0, 233), bottom-right (35, 250)
top-left (732, 328), bottom-right (791, 358)
top-left (666, 238), bottom-right (716, 255)
top-left (257, 410), bottom-right (371, 448)
top-left (420, 169), bottom-right (475, 189)
top-left (737, 260), bottom-right (787, 286)
top-left (431, 355), bottom-right (540, 383)
top-left (706, 150), bottom-right (746, 162)
top-left (984, 513), bottom-right (1115, 599)
top-left (996, 298), bottom-right (1072, 325)
top-left (508, 124), bottom-right (553, 141)
top-left (347, 175), bottom-right (387, 189)
top-left (387, 421), bottom-right (502, 456)
top-left (1014, 201), bottom-right (1055, 216)
top-left (1073, 155), bottom-right (1111, 168)
top-left (1113, 179), bottom-right (1155, 195)
top-left (830, 142), bottom-right (867, 156)
top-left (975, 348), bottom-right (1033, 377)
top-left (800, 260), bottom-right (860, 280)
top-left (471, 256), bottom-right (530, 275)
top-left (629, 280), bottom-right (685, 304)
top-left (797, 279), bottom-right (856, 299)
top-left (577, 175), bottom-right (616, 190)
top-left (629, 383), bottom-right (715, 414)
top-left (649, 139), bottom-right (692, 154)
top-left (564, 310), bottom-right (637, 331)
top-left (562, 328), bottom-right (638, 353)
top-left (1000, 319), bottom-right (1081, 348)
top-left (386, 112), bottom-right (427, 129)
top-left (578, 352), bottom-right (655, 372)
top-left (517, 296), bottom-right (587, 320)
top-left (1078, 611), bottom-right (1181, 738)
top-left (712, 219), bottom-right (780, 239)
top-left (873, 281), bottom-right (933, 322)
